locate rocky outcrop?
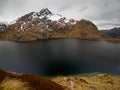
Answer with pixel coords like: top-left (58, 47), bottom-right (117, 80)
top-left (0, 23), bottom-right (8, 32)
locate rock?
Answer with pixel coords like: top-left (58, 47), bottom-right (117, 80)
top-left (0, 23), bottom-right (8, 32)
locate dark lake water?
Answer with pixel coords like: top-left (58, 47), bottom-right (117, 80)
top-left (0, 39), bottom-right (120, 76)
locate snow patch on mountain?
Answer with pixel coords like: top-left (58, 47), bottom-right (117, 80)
top-left (48, 14), bottom-right (62, 21)
top-left (20, 22), bottom-right (26, 31)
top-left (27, 8), bottom-right (77, 24)
top-left (9, 20), bottom-right (17, 25)
top-left (29, 11), bottom-right (63, 21)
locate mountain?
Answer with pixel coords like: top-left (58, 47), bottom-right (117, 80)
top-left (101, 27), bottom-right (120, 38)
top-left (53, 74), bottom-right (120, 90)
top-left (0, 8), bottom-right (108, 41)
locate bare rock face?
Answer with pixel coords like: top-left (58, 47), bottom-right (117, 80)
top-left (0, 69), bottom-right (64, 90)
top-left (0, 23), bottom-right (8, 32)
top-left (0, 8), bottom-right (107, 41)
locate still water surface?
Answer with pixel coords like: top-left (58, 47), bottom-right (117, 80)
top-left (0, 39), bottom-right (120, 76)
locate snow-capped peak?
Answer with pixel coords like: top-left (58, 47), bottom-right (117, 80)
top-left (11, 8), bottom-right (77, 26)
top-left (30, 8), bottom-right (62, 21)
top-left (39, 8), bottom-right (53, 16)
top-left (48, 13), bottom-right (62, 21)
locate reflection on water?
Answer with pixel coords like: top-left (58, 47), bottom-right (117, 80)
top-left (0, 39), bottom-right (120, 76)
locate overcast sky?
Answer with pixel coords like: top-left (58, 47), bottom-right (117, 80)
top-left (0, 0), bottom-right (120, 29)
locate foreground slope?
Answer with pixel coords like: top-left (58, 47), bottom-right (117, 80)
top-left (52, 74), bottom-right (120, 90)
top-left (0, 69), bottom-right (64, 90)
top-left (1, 69), bottom-right (120, 90)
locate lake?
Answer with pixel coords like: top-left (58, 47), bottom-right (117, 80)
top-left (0, 39), bottom-right (120, 76)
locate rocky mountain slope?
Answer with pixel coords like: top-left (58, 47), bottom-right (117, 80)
top-left (52, 74), bottom-right (120, 90)
top-left (0, 8), bottom-right (108, 41)
top-left (1, 8), bottom-right (120, 42)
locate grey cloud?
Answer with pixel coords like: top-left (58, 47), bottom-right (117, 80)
top-left (0, 0), bottom-right (8, 12)
top-left (58, 5), bottom-right (71, 12)
top-left (103, 10), bottom-right (120, 21)
top-left (98, 23), bottom-right (120, 26)
top-left (0, 0), bottom-right (25, 9)
top-left (79, 7), bottom-right (88, 12)
top-left (0, 0), bottom-right (8, 7)
top-left (103, 2), bottom-right (109, 7)
top-left (92, 9), bottom-right (120, 20)
top-left (93, 9), bottom-right (120, 29)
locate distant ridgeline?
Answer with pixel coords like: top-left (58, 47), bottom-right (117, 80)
top-left (101, 27), bottom-right (120, 38)
top-left (0, 8), bottom-right (120, 42)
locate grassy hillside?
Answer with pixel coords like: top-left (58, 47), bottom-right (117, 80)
top-left (52, 74), bottom-right (120, 90)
